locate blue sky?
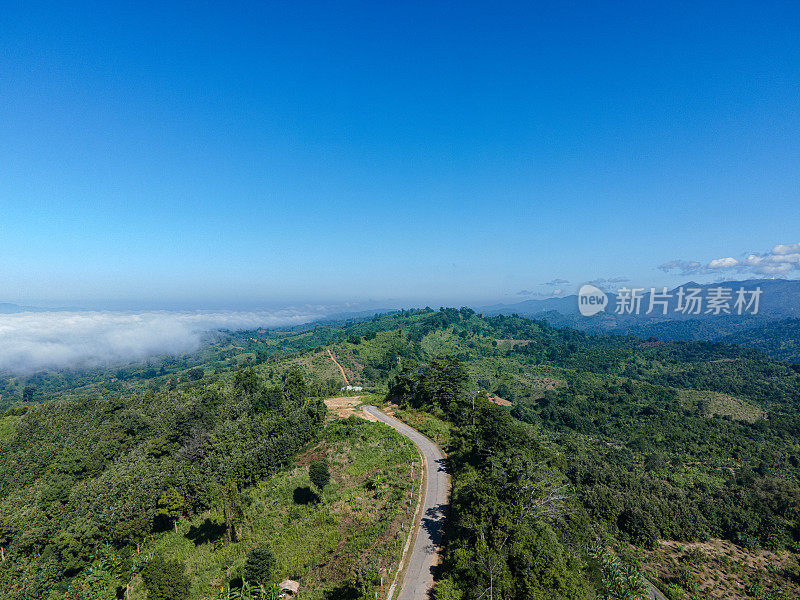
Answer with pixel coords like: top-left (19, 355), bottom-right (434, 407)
top-left (1, 1), bottom-right (798, 309)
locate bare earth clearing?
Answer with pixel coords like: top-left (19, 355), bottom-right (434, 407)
top-left (323, 396), bottom-right (377, 421)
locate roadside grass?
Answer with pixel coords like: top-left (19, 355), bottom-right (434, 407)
top-left (129, 417), bottom-right (414, 600)
top-left (388, 406), bottom-right (453, 450)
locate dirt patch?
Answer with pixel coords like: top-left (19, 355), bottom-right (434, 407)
top-left (324, 396), bottom-right (377, 422)
top-left (294, 443), bottom-right (328, 465)
top-left (488, 396), bottom-right (512, 407)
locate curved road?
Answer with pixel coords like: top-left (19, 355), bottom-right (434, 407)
top-left (363, 406), bottom-right (449, 600)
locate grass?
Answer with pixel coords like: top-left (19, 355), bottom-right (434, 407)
top-left (388, 405), bottom-right (453, 450)
top-left (0, 414), bottom-right (22, 440)
top-left (635, 539), bottom-right (800, 600)
top-left (128, 416), bottom-right (417, 600)
top-left (677, 389), bottom-right (765, 423)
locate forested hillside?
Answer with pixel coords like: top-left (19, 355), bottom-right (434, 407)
top-left (2, 307), bottom-right (800, 599)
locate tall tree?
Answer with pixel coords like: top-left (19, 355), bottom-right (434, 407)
top-left (233, 367), bottom-right (260, 396)
top-left (420, 355), bottom-right (468, 417)
top-left (155, 487), bottom-right (185, 533)
top-left (219, 480), bottom-right (244, 543)
top-left (283, 369), bottom-right (307, 404)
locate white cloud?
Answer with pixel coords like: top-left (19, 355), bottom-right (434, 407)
top-left (0, 310), bottom-right (320, 375)
top-left (772, 243), bottom-right (800, 255)
top-left (708, 257), bottom-right (739, 269)
top-left (660, 242), bottom-right (800, 277)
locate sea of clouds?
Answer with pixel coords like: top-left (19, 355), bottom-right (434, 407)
top-left (0, 309), bottom-right (322, 375)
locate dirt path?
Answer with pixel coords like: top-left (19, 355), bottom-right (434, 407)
top-left (327, 348), bottom-right (350, 386)
top-left (363, 406), bottom-right (449, 600)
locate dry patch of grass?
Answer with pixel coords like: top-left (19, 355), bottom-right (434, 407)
top-left (637, 539), bottom-right (800, 599)
top-left (488, 396), bottom-right (512, 407)
top-left (677, 389), bottom-right (765, 423)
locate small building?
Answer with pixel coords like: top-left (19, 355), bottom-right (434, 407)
top-left (340, 385), bottom-right (363, 392)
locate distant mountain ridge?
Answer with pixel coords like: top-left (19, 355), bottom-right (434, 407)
top-left (479, 279), bottom-right (800, 362)
top-left (481, 279), bottom-right (800, 321)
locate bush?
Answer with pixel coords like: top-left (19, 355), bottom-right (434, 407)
top-left (186, 368), bottom-right (204, 381)
top-left (141, 556), bottom-right (190, 600)
top-left (309, 459), bottom-right (330, 492)
top-left (244, 545), bottom-right (276, 586)
top-left (433, 579), bottom-right (464, 600)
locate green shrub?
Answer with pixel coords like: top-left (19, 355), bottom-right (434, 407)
top-left (309, 459), bottom-right (330, 492)
top-left (141, 556), bottom-right (190, 600)
top-left (244, 545), bottom-right (277, 586)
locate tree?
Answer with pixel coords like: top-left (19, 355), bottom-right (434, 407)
top-left (155, 487), bottom-right (185, 533)
top-left (283, 369), bottom-right (307, 403)
top-left (419, 355), bottom-right (468, 417)
top-left (0, 516), bottom-right (14, 561)
top-left (22, 384), bottom-right (36, 402)
top-left (618, 507), bottom-right (658, 550)
top-left (186, 367), bottom-right (204, 381)
top-left (219, 480), bottom-right (244, 543)
top-left (244, 545), bottom-right (276, 586)
top-left (253, 387), bottom-right (283, 413)
top-left (141, 556), bottom-right (190, 600)
top-left (589, 546), bottom-right (649, 600)
top-left (234, 368), bottom-right (260, 396)
top-left (309, 459), bottom-right (330, 494)
top-left (474, 533), bottom-right (508, 600)
top-left (113, 514), bottom-right (150, 555)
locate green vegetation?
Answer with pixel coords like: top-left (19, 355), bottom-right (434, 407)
top-left (141, 555), bottom-right (191, 600)
top-left (243, 545), bottom-right (276, 587)
top-left (2, 307), bottom-right (800, 599)
top-left (308, 459), bottom-right (330, 494)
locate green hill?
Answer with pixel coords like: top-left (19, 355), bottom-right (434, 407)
top-left (2, 307), bottom-right (800, 599)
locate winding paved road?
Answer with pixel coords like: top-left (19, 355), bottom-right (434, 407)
top-left (362, 406), bottom-right (663, 600)
top-left (363, 406), bottom-right (449, 600)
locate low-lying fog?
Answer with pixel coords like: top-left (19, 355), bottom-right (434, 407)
top-left (0, 310), bottom-right (321, 374)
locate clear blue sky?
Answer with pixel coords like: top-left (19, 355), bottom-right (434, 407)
top-left (1, 1), bottom-right (798, 309)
